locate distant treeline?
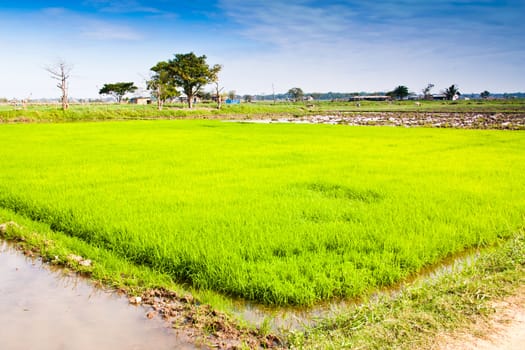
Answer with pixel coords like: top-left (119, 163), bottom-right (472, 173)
top-left (2, 92), bottom-right (524, 104)
top-left (252, 91), bottom-right (525, 101)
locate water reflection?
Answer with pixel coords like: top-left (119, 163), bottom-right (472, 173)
top-left (0, 241), bottom-right (196, 350)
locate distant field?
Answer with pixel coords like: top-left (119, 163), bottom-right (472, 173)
top-left (0, 120), bottom-right (524, 305)
top-left (0, 99), bottom-right (524, 122)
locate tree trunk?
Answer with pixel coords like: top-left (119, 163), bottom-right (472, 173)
top-left (215, 82), bottom-right (222, 109)
top-left (61, 76), bottom-right (69, 110)
top-left (157, 86), bottom-right (163, 111)
top-left (187, 94), bottom-right (193, 109)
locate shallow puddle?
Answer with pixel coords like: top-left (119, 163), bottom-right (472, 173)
top-left (0, 241), bottom-right (196, 350)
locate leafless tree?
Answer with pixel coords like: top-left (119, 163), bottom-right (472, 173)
top-left (45, 60), bottom-right (72, 110)
top-left (422, 83), bottom-right (434, 100)
top-left (214, 81), bottom-right (224, 109)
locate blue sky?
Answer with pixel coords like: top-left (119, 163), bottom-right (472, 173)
top-left (1, 0), bottom-right (524, 99)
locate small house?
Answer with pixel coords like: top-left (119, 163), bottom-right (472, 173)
top-left (129, 97), bottom-right (152, 105)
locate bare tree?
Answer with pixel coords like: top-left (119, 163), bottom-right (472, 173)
top-left (214, 82), bottom-right (224, 109)
top-left (45, 60), bottom-right (72, 110)
top-left (422, 83), bottom-right (434, 100)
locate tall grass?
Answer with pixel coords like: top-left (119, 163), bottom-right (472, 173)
top-left (0, 120), bottom-right (523, 305)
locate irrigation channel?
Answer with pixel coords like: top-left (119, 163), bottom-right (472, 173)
top-left (1, 236), bottom-right (481, 346)
top-left (0, 240), bottom-right (196, 350)
top-left (233, 247), bottom-right (480, 331)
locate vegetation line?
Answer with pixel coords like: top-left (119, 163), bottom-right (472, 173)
top-left (287, 231), bottom-right (525, 349)
top-left (1, 99), bottom-right (525, 125)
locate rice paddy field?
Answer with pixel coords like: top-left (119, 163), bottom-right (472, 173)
top-left (0, 120), bottom-right (524, 306)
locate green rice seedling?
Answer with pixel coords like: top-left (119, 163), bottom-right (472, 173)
top-left (0, 120), bottom-right (523, 305)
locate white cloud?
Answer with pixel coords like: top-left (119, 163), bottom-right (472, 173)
top-left (80, 20), bottom-right (144, 40)
top-left (41, 7), bottom-right (70, 16)
top-left (37, 7), bottom-right (145, 41)
top-left (211, 1), bottom-right (524, 95)
top-left (219, 0), bottom-right (357, 50)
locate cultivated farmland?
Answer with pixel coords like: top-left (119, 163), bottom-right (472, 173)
top-left (0, 120), bottom-right (523, 305)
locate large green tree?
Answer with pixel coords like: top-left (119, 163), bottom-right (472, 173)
top-left (388, 85), bottom-right (409, 100)
top-left (148, 62), bottom-right (180, 110)
top-left (99, 82), bottom-right (138, 103)
top-left (153, 52), bottom-right (221, 108)
top-left (287, 87), bottom-right (304, 102)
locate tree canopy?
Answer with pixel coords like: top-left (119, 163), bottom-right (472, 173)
top-left (480, 90), bottom-right (490, 99)
top-left (99, 82), bottom-right (138, 103)
top-left (148, 62), bottom-right (180, 110)
top-left (388, 85), bottom-right (409, 100)
top-left (444, 84), bottom-right (461, 100)
top-left (287, 87), bottom-right (304, 102)
top-left (151, 52), bottom-right (221, 108)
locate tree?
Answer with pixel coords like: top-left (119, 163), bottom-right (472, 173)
top-left (444, 84), bottom-right (460, 100)
top-left (45, 60), bottom-right (72, 110)
top-left (99, 82), bottom-right (138, 103)
top-left (388, 85), bottom-right (409, 100)
top-left (243, 95), bottom-right (253, 103)
top-left (152, 52), bottom-right (221, 109)
top-left (198, 91), bottom-right (213, 101)
top-left (288, 87), bottom-right (304, 102)
top-left (148, 62), bottom-right (179, 110)
top-left (214, 82), bottom-right (224, 109)
top-left (228, 90), bottom-right (236, 100)
top-left (480, 90), bottom-right (490, 99)
top-left (422, 83), bottom-right (434, 100)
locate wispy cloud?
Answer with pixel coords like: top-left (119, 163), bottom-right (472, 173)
top-left (82, 0), bottom-right (181, 20)
top-left (35, 7), bottom-right (145, 41)
top-left (83, 0), bottom-right (161, 14)
top-left (215, 0), bottom-right (524, 93)
top-left (80, 20), bottom-right (144, 40)
top-left (41, 7), bottom-right (71, 16)
top-left (219, 1), bottom-right (357, 49)
top-left (219, 0), bottom-right (524, 51)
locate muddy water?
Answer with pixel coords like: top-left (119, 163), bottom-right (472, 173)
top-left (234, 248), bottom-right (480, 331)
top-left (0, 241), bottom-right (196, 350)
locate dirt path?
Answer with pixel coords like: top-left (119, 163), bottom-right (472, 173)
top-left (436, 287), bottom-right (525, 350)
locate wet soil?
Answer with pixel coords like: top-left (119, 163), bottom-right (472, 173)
top-left (235, 248), bottom-right (480, 332)
top-left (0, 241), bottom-right (196, 350)
top-left (226, 112), bottom-right (525, 129)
